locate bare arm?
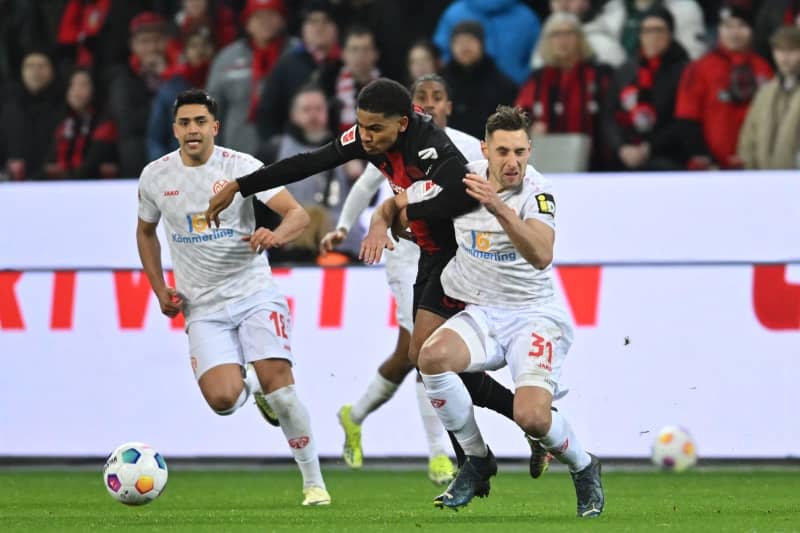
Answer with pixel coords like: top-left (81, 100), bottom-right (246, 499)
top-left (244, 189), bottom-right (310, 252)
top-left (136, 218), bottom-right (183, 317)
top-left (463, 174), bottom-right (554, 270)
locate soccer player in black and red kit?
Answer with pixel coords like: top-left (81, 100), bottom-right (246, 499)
top-left (206, 78), bottom-right (524, 467)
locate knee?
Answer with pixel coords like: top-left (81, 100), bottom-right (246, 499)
top-left (206, 387), bottom-right (244, 415)
top-left (418, 337), bottom-right (454, 374)
top-left (256, 359), bottom-right (294, 393)
top-left (514, 404), bottom-right (552, 438)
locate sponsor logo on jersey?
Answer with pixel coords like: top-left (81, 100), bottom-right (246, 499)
top-left (462, 231), bottom-right (517, 262)
top-left (418, 147), bottom-right (438, 160)
top-left (212, 179), bottom-right (229, 194)
top-left (173, 213), bottom-right (235, 244)
top-left (340, 125), bottom-right (357, 145)
top-left (163, 189), bottom-right (180, 197)
top-left (536, 193), bottom-right (556, 217)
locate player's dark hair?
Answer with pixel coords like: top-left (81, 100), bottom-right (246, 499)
top-left (485, 105), bottom-right (531, 138)
top-left (173, 88), bottom-right (218, 119)
top-left (410, 73), bottom-right (451, 100)
top-left (356, 78), bottom-right (412, 117)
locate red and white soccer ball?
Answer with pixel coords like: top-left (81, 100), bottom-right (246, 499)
top-left (103, 442), bottom-right (168, 505)
top-left (651, 426), bottom-right (698, 472)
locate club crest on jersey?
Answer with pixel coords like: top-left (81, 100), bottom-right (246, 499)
top-left (340, 125), bottom-right (357, 146)
top-left (418, 147), bottom-right (438, 160)
top-left (212, 179), bottom-right (229, 194)
top-left (536, 193), bottom-right (556, 217)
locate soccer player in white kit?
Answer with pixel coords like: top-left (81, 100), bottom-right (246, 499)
top-left (406, 106), bottom-right (604, 516)
top-left (135, 89), bottom-right (330, 506)
top-left (319, 75), bottom-right (483, 484)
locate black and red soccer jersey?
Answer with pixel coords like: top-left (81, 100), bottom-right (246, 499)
top-left (236, 112), bottom-right (477, 254)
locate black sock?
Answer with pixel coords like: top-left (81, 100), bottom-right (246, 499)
top-left (459, 372), bottom-right (514, 421)
top-left (447, 430), bottom-right (466, 468)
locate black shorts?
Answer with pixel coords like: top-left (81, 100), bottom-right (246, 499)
top-left (413, 250), bottom-right (465, 320)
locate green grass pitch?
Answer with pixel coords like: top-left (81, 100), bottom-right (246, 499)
top-left (2, 468), bottom-right (798, 532)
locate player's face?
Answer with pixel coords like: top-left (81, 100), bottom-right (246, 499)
top-left (482, 129), bottom-right (531, 190)
top-left (412, 80), bottom-right (451, 129)
top-left (173, 103), bottom-right (219, 165)
top-left (355, 109), bottom-right (408, 154)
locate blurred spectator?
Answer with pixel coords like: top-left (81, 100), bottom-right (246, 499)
top-left (441, 21), bottom-right (517, 139)
top-left (675, 3), bottom-right (773, 169)
top-left (516, 13), bottom-right (614, 170)
top-left (206, 0), bottom-right (292, 155)
top-left (147, 27), bottom-right (215, 159)
top-left (738, 26), bottom-right (800, 169)
top-left (592, 0), bottom-right (708, 60)
top-left (258, 85), bottom-right (365, 263)
top-left (1, 50), bottom-right (62, 180)
top-left (256, 0), bottom-right (341, 141)
top-left (44, 67), bottom-right (118, 179)
top-left (173, 0), bottom-right (238, 50)
top-left (108, 11), bottom-right (171, 177)
top-left (531, 0), bottom-right (627, 68)
top-left (406, 39), bottom-right (441, 85)
top-left (57, 1), bottom-right (156, 77)
top-left (433, 0), bottom-right (541, 85)
top-left (605, 7), bottom-right (689, 170)
top-left (755, 0), bottom-right (800, 61)
top-left (362, 0), bottom-right (450, 82)
top-left (332, 25), bottom-right (380, 133)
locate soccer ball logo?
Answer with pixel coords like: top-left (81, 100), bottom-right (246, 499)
top-left (651, 426), bottom-right (698, 472)
top-left (103, 442), bottom-right (168, 505)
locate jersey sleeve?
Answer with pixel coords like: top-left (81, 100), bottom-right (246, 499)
top-left (236, 126), bottom-right (365, 197)
top-left (336, 163), bottom-right (384, 231)
top-left (520, 174), bottom-right (556, 230)
top-left (137, 171), bottom-right (160, 223)
top-left (405, 155), bottom-right (477, 221)
top-left (239, 153), bottom-right (286, 204)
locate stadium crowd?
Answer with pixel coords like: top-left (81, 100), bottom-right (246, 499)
top-left (1, 0), bottom-right (799, 260)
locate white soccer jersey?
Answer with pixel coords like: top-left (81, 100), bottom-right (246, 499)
top-left (440, 159), bottom-right (557, 308)
top-left (137, 146), bottom-right (284, 319)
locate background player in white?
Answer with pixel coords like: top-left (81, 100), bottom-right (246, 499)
top-left (136, 89), bottom-right (330, 506)
top-left (406, 106), bottom-right (604, 516)
top-left (319, 75), bottom-right (483, 484)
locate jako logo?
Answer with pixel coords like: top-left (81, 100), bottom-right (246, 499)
top-left (430, 399), bottom-right (446, 408)
top-left (288, 436), bottom-right (310, 449)
top-left (163, 190), bottom-right (179, 197)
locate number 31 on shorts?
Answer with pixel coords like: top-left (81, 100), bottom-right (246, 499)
top-left (528, 332), bottom-right (553, 371)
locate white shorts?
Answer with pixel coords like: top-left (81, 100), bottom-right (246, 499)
top-left (187, 289), bottom-right (293, 380)
top-left (439, 299), bottom-right (574, 397)
top-left (384, 238), bottom-right (420, 332)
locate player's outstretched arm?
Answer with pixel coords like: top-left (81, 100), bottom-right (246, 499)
top-left (244, 190), bottom-right (310, 253)
top-left (206, 142), bottom-right (354, 227)
top-left (136, 218), bottom-right (183, 317)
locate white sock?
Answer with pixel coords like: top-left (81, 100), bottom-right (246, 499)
top-left (264, 385), bottom-right (325, 489)
top-left (415, 378), bottom-right (448, 457)
top-left (539, 410), bottom-right (591, 472)
top-left (213, 387), bottom-right (248, 416)
top-left (421, 371), bottom-right (487, 457)
top-left (244, 364), bottom-right (262, 395)
top-left (350, 372), bottom-right (400, 425)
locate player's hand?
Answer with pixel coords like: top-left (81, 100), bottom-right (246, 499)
top-left (359, 228), bottom-right (394, 265)
top-left (157, 287), bottom-right (183, 318)
top-left (205, 181), bottom-right (239, 228)
top-left (390, 208), bottom-right (414, 242)
top-left (243, 228), bottom-right (283, 253)
top-left (463, 173), bottom-right (504, 215)
top-left (320, 228), bottom-right (348, 255)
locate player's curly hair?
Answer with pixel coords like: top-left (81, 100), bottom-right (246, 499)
top-left (485, 105), bottom-right (531, 138)
top-left (357, 78), bottom-right (412, 117)
top-left (173, 88), bottom-right (218, 119)
top-left (410, 73), bottom-right (451, 100)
